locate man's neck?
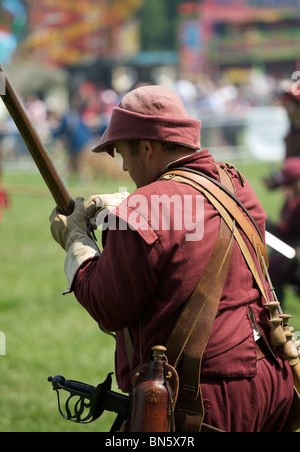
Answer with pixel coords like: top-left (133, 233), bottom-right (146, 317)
top-left (161, 153), bottom-right (196, 174)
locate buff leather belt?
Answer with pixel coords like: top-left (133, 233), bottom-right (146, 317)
top-left (159, 165), bottom-right (271, 432)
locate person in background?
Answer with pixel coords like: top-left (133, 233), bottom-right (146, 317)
top-left (49, 98), bottom-right (93, 180)
top-left (281, 89), bottom-right (300, 159)
top-left (267, 157), bottom-right (300, 305)
top-left (264, 88), bottom-right (300, 190)
top-left (0, 140), bottom-right (9, 222)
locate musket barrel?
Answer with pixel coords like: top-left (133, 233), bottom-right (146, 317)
top-left (0, 63), bottom-right (74, 215)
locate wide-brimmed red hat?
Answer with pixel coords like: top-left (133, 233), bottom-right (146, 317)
top-left (92, 85), bottom-right (202, 156)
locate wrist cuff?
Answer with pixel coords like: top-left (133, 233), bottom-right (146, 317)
top-left (64, 238), bottom-right (100, 288)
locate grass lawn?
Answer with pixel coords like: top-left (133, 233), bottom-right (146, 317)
top-left (0, 157), bottom-right (299, 432)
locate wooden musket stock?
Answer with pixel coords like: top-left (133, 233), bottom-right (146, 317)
top-left (0, 63), bottom-right (74, 215)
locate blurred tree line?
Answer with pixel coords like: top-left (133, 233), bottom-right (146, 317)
top-left (138, 0), bottom-right (188, 51)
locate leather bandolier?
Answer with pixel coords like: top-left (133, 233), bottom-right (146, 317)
top-left (159, 164), bottom-right (270, 432)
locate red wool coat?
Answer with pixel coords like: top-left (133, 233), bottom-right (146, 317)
top-left (74, 150), bottom-right (290, 394)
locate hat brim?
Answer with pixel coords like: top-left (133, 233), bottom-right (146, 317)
top-left (92, 107), bottom-right (201, 156)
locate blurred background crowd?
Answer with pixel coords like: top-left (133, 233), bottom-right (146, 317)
top-left (0, 70), bottom-right (293, 174)
top-left (1, 0), bottom-right (300, 173)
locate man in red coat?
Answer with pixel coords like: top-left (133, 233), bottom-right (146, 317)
top-left (268, 157), bottom-right (300, 305)
top-left (263, 88), bottom-right (300, 190)
top-left (50, 85), bottom-right (294, 432)
top-left (281, 89), bottom-right (300, 159)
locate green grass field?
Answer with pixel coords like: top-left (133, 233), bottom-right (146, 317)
top-left (0, 159), bottom-right (299, 432)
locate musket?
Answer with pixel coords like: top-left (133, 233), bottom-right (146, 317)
top-left (0, 63), bottom-right (74, 215)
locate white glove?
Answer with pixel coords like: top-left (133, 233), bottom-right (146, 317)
top-left (50, 197), bottom-right (100, 287)
top-left (85, 192), bottom-right (130, 229)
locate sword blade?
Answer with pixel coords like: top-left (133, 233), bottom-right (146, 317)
top-left (266, 231), bottom-right (296, 260)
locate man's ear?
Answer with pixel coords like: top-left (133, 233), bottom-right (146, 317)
top-left (141, 140), bottom-right (154, 163)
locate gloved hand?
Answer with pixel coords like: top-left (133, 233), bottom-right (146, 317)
top-left (50, 197), bottom-right (100, 287)
top-left (50, 197), bottom-right (89, 251)
top-left (85, 192), bottom-right (130, 229)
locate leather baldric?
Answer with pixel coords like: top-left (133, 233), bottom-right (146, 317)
top-left (160, 166), bottom-right (235, 432)
top-left (159, 165), bottom-right (269, 432)
top-left (165, 166), bottom-right (236, 371)
top-left (167, 218), bottom-right (235, 432)
top-left (161, 167), bottom-right (269, 273)
top-left (160, 168), bottom-right (270, 303)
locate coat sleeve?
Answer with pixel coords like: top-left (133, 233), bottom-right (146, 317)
top-left (73, 215), bottom-right (164, 332)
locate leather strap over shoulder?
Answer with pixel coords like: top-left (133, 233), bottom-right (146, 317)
top-left (164, 166), bottom-right (236, 432)
top-left (159, 167), bottom-right (269, 275)
top-left (167, 217), bottom-right (235, 432)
